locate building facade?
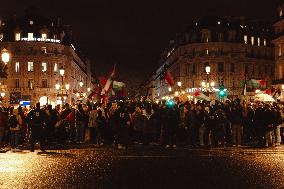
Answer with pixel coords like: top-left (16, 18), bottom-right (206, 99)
top-left (273, 4), bottom-right (284, 83)
top-left (155, 16), bottom-right (275, 100)
top-left (0, 12), bottom-right (93, 106)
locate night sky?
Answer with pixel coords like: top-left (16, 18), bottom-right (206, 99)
top-left (0, 0), bottom-right (280, 89)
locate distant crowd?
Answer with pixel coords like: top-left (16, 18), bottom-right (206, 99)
top-left (0, 98), bottom-right (283, 152)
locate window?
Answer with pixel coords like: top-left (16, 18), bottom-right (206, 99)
top-left (28, 62), bottom-right (33, 72)
top-left (230, 63), bottom-right (235, 72)
top-left (192, 64), bottom-right (196, 74)
top-left (264, 39), bottom-right (267, 46)
top-left (279, 44), bottom-right (282, 57)
top-left (42, 79), bottom-right (48, 88)
top-left (251, 36), bottom-right (255, 46)
top-left (280, 9), bottom-right (283, 17)
top-left (42, 47), bottom-right (47, 54)
top-left (15, 62), bottom-right (20, 73)
top-left (28, 33), bottom-right (33, 41)
top-left (205, 49), bottom-right (209, 55)
top-left (257, 37), bottom-right (261, 46)
top-left (218, 62), bottom-right (224, 73)
top-left (15, 79), bottom-right (19, 88)
top-left (15, 33), bottom-right (21, 41)
top-left (28, 80), bottom-right (33, 89)
top-left (244, 35), bottom-right (248, 44)
top-left (29, 20), bottom-right (33, 25)
top-left (42, 33), bottom-right (47, 40)
top-left (218, 33), bottom-right (223, 41)
top-left (42, 62), bottom-right (47, 72)
top-left (54, 63), bottom-right (58, 73)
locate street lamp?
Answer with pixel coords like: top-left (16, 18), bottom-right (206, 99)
top-left (205, 65), bottom-right (211, 74)
top-left (59, 66), bottom-right (65, 76)
top-left (79, 80), bottom-right (84, 87)
top-left (56, 66), bottom-right (69, 104)
top-left (1, 49), bottom-right (10, 65)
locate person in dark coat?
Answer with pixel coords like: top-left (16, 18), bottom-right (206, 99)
top-left (28, 102), bottom-right (47, 152)
top-left (115, 102), bottom-right (131, 150)
top-left (163, 105), bottom-right (179, 148)
top-left (96, 109), bottom-right (106, 146)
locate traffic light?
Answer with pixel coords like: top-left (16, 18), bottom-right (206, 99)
top-left (218, 85), bottom-right (226, 98)
top-left (219, 90), bottom-right (225, 97)
top-left (166, 99), bottom-right (175, 107)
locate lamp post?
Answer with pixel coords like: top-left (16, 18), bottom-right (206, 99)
top-left (202, 65), bottom-right (215, 96)
top-left (0, 49), bottom-right (10, 104)
top-left (56, 66), bottom-right (69, 104)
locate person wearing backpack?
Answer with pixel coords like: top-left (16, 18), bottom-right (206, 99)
top-left (9, 108), bottom-right (22, 152)
top-left (28, 102), bottom-right (47, 152)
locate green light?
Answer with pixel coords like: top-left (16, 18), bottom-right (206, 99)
top-left (166, 100), bottom-right (175, 107)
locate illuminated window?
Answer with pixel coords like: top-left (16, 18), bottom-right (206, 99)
top-left (257, 37), bottom-right (260, 46)
top-left (42, 47), bottom-right (47, 54)
top-left (15, 79), bottom-right (19, 88)
top-left (244, 35), bottom-right (248, 44)
top-left (28, 33), bottom-right (33, 41)
top-left (206, 49), bottom-right (209, 55)
top-left (15, 33), bottom-right (20, 41)
top-left (280, 9), bottom-right (283, 17)
top-left (279, 44), bottom-right (282, 57)
top-left (54, 63), bottom-right (58, 73)
top-left (29, 20), bottom-right (33, 25)
top-left (251, 36), bottom-right (254, 46)
top-left (28, 80), bottom-right (33, 89)
top-left (15, 62), bottom-right (20, 73)
top-left (264, 39), bottom-right (267, 46)
top-left (28, 62), bottom-right (33, 72)
top-left (42, 62), bottom-right (47, 72)
top-left (42, 33), bottom-right (47, 40)
top-left (0, 34), bottom-right (3, 41)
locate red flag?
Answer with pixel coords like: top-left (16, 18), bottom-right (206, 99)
top-left (165, 70), bottom-right (174, 86)
top-left (260, 80), bottom-right (266, 88)
top-left (193, 90), bottom-right (201, 97)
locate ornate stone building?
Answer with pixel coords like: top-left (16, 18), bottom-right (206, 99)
top-left (155, 16), bottom-right (275, 100)
top-left (0, 12), bottom-right (93, 106)
top-left (273, 4), bottom-right (284, 83)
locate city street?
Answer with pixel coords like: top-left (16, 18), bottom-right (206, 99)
top-left (0, 145), bottom-right (284, 188)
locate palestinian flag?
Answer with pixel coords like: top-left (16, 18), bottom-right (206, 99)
top-left (102, 65), bottom-right (116, 94)
top-left (113, 81), bottom-right (125, 91)
top-left (250, 79), bottom-right (266, 89)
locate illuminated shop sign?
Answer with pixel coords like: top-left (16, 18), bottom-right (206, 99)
top-left (21, 38), bottom-right (61, 43)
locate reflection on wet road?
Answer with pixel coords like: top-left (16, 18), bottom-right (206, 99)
top-left (0, 146), bottom-right (284, 188)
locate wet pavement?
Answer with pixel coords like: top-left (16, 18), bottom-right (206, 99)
top-left (0, 145), bottom-right (284, 188)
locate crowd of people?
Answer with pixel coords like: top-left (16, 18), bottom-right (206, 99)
top-left (0, 98), bottom-right (283, 152)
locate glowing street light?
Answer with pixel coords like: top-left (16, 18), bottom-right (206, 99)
top-left (55, 83), bottom-right (60, 90)
top-left (205, 65), bottom-right (211, 74)
top-left (65, 84), bottom-right (70, 90)
top-left (59, 66), bottom-right (65, 76)
top-left (79, 81), bottom-right (84, 87)
top-left (1, 49), bottom-right (10, 64)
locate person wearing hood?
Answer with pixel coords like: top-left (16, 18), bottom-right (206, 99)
top-left (9, 108), bottom-right (22, 152)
